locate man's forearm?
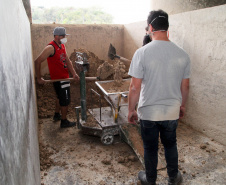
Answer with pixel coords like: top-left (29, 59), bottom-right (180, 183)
top-left (35, 59), bottom-right (42, 79)
top-left (128, 86), bottom-right (140, 112)
top-left (181, 79), bottom-right (189, 107)
top-left (181, 90), bottom-right (189, 107)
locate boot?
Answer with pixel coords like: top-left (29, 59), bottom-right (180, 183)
top-left (60, 119), bottom-right (76, 128)
top-left (168, 171), bottom-right (183, 185)
top-left (138, 171), bottom-right (156, 185)
top-left (53, 112), bottom-right (61, 121)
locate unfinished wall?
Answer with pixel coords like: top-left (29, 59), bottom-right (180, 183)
top-left (150, 0), bottom-right (226, 15)
top-left (31, 24), bottom-right (124, 75)
top-left (0, 0), bottom-right (40, 184)
top-left (169, 5), bottom-right (226, 145)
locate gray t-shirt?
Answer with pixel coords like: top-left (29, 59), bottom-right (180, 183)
top-left (128, 40), bottom-right (190, 121)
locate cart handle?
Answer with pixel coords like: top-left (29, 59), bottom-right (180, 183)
top-left (121, 93), bottom-right (127, 98)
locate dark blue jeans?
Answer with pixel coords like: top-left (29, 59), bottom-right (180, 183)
top-left (140, 119), bottom-right (179, 183)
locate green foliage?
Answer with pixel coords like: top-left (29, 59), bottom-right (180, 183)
top-left (31, 6), bottom-right (113, 24)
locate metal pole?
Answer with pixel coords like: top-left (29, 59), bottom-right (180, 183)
top-left (80, 71), bottom-right (87, 121)
top-left (75, 106), bottom-right (81, 129)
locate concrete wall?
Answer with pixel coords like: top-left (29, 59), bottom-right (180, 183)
top-left (0, 0), bottom-right (40, 184)
top-left (169, 5), bottom-right (226, 145)
top-left (31, 24), bottom-right (124, 75)
top-left (123, 21), bottom-right (148, 60)
top-left (150, 0), bottom-right (226, 15)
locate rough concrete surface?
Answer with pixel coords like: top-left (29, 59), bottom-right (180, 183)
top-left (169, 5), bottom-right (226, 145)
top-left (0, 0), bottom-right (40, 184)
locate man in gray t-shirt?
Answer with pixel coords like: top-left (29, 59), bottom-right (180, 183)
top-left (128, 10), bottom-right (190, 185)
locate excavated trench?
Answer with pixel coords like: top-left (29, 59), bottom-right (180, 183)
top-left (37, 49), bottom-right (226, 185)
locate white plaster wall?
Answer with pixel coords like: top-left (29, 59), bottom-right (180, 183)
top-left (169, 5), bottom-right (226, 145)
top-left (123, 21), bottom-right (147, 59)
top-left (0, 0), bottom-right (40, 184)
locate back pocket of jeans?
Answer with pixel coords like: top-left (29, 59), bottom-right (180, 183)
top-left (142, 120), bottom-right (156, 128)
top-left (165, 120), bottom-right (178, 131)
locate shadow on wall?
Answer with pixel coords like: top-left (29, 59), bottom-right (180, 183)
top-left (123, 29), bottom-right (139, 60)
top-left (123, 21), bottom-right (148, 60)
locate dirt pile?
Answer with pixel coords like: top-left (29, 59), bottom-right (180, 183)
top-left (69, 48), bottom-right (105, 77)
top-left (113, 59), bottom-right (127, 86)
top-left (36, 49), bottom-right (131, 120)
top-left (69, 48), bottom-right (130, 83)
top-left (36, 77), bottom-right (57, 119)
top-left (96, 61), bottom-right (114, 80)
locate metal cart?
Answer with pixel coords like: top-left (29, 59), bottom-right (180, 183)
top-left (76, 78), bottom-right (131, 145)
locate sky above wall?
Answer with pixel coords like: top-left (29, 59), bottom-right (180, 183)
top-left (30, 0), bottom-right (151, 24)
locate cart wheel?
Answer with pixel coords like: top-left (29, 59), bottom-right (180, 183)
top-left (101, 133), bottom-right (114, 145)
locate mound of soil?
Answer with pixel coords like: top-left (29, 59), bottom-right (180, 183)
top-left (69, 48), bottom-right (105, 77)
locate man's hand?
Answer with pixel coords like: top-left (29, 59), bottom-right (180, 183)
top-left (37, 77), bottom-right (46, 85)
top-left (128, 77), bottom-right (142, 125)
top-left (128, 110), bottom-right (138, 125)
top-left (180, 78), bottom-right (189, 119)
top-left (73, 73), bottom-right (80, 81)
top-left (179, 106), bottom-right (185, 119)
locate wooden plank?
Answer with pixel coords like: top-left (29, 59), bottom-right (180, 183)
top-left (120, 124), bottom-right (166, 170)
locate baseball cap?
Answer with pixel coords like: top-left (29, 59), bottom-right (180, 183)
top-left (53, 27), bottom-right (70, 36)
